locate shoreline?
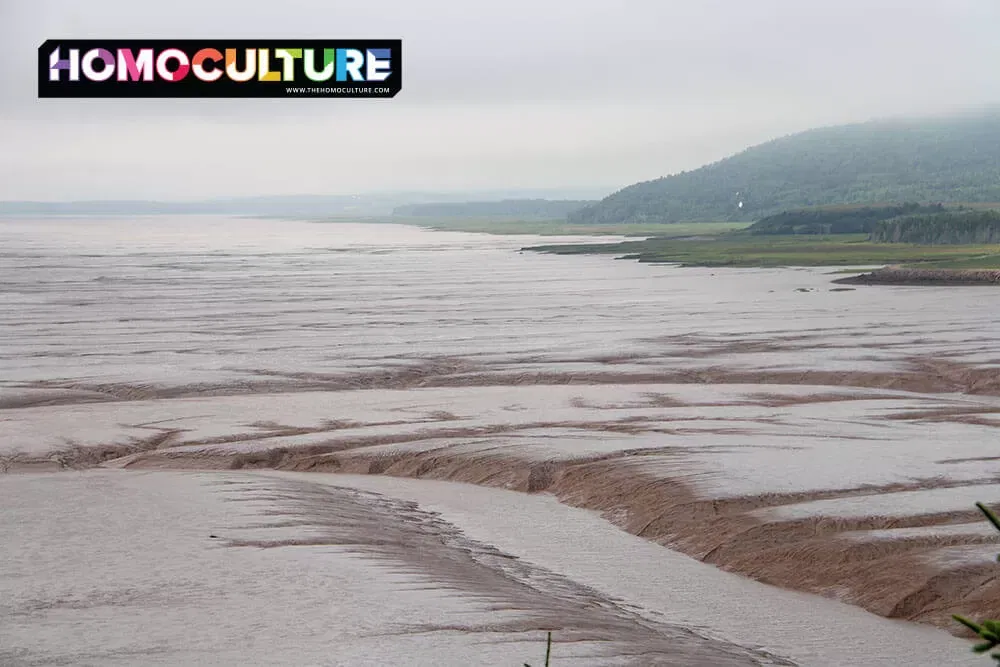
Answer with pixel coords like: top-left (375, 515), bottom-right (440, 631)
top-left (833, 267), bottom-right (1000, 286)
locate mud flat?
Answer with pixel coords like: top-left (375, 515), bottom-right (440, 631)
top-left (1, 469), bottom-right (987, 666)
top-left (834, 267), bottom-right (1000, 286)
top-left (3, 470), bottom-right (779, 666)
top-left (4, 216), bottom-right (1000, 665)
top-left (6, 381), bottom-right (1000, 649)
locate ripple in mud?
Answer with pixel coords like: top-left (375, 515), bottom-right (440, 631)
top-left (212, 475), bottom-right (794, 666)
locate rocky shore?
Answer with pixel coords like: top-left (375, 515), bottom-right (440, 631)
top-left (834, 266), bottom-right (1000, 286)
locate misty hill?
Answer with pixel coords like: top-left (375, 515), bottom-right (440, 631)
top-left (747, 203), bottom-right (948, 235)
top-left (392, 199), bottom-right (595, 219)
top-left (871, 209), bottom-right (1000, 244)
top-left (570, 111), bottom-right (1000, 225)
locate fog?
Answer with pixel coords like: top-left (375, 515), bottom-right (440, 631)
top-left (3, 0), bottom-right (1000, 200)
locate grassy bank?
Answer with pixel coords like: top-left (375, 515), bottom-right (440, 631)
top-left (315, 214), bottom-right (1000, 269)
top-left (319, 215), bottom-right (749, 238)
top-left (525, 233), bottom-right (1000, 268)
top-left (406, 218), bottom-right (750, 237)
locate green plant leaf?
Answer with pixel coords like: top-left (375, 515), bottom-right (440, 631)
top-left (976, 502), bottom-right (1000, 533)
top-left (955, 614), bottom-right (985, 634)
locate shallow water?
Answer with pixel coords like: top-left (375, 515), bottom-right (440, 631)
top-left (3, 471), bottom-right (676, 666)
top-left (3, 215), bottom-right (999, 390)
top-left (0, 469), bottom-right (982, 666)
top-left (3, 216), bottom-right (1000, 665)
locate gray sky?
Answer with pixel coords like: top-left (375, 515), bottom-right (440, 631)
top-left (3, 0), bottom-right (1000, 201)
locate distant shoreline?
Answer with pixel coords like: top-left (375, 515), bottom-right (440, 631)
top-left (833, 266), bottom-right (1000, 286)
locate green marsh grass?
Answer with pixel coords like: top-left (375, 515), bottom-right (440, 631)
top-left (526, 233), bottom-right (1000, 268)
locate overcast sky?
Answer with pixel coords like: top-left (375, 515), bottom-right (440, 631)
top-left (2, 0), bottom-right (1000, 201)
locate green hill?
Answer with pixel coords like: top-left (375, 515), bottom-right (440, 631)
top-left (570, 110), bottom-right (1000, 225)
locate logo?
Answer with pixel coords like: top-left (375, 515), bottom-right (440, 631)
top-left (38, 40), bottom-right (402, 98)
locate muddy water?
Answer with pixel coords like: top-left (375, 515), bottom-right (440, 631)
top-left (3, 215), bottom-right (1000, 665)
top-left (4, 215), bottom-right (998, 391)
top-left (1, 470), bottom-right (790, 666)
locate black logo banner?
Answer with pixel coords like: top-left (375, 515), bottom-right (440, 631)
top-left (38, 39), bottom-right (402, 98)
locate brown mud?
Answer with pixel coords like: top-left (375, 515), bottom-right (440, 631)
top-left (6, 353), bottom-right (1000, 638)
top-left (834, 267), bottom-right (1000, 286)
top-left (210, 475), bottom-right (792, 666)
top-left (93, 431), bottom-right (1000, 635)
top-left (9, 354), bottom-right (1000, 406)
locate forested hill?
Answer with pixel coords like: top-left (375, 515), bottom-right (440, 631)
top-left (747, 203), bottom-right (947, 235)
top-left (569, 111), bottom-right (1000, 224)
top-left (871, 209), bottom-right (1000, 244)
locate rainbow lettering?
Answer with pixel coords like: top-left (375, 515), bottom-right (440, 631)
top-left (38, 40), bottom-right (401, 98)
